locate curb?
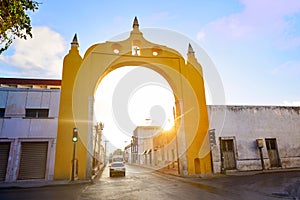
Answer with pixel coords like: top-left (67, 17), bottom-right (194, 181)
top-left (0, 165), bottom-right (106, 189)
top-left (132, 164), bottom-right (300, 178)
top-left (0, 180), bottom-right (93, 189)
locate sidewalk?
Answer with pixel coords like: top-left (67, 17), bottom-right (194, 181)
top-left (0, 164), bottom-right (106, 189)
top-left (0, 179), bottom-right (92, 189)
top-left (135, 163), bottom-right (300, 178)
top-left (136, 164), bottom-right (300, 199)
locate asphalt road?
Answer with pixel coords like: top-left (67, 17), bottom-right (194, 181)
top-left (0, 164), bottom-right (299, 200)
top-left (79, 165), bottom-right (300, 200)
top-left (80, 165), bottom-right (223, 200)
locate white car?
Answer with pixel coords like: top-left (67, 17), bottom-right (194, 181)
top-left (109, 162), bottom-right (126, 177)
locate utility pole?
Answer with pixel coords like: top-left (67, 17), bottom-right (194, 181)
top-left (104, 140), bottom-right (109, 165)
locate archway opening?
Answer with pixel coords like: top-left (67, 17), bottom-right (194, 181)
top-left (94, 66), bottom-right (176, 157)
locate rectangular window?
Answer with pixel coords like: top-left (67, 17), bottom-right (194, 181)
top-left (25, 109), bottom-right (49, 118)
top-left (0, 108), bottom-right (5, 118)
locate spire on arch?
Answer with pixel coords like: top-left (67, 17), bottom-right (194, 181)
top-left (71, 33), bottom-right (79, 47)
top-left (187, 43), bottom-right (195, 56)
top-left (132, 16), bottom-right (139, 29)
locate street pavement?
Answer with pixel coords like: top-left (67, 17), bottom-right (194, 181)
top-left (0, 164), bottom-right (299, 200)
top-left (79, 165), bottom-right (300, 200)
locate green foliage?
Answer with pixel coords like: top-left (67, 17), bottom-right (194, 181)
top-left (0, 0), bottom-right (39, 54)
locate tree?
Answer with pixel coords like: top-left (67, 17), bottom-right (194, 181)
top-left (0, 0), bottom-right (39, 54)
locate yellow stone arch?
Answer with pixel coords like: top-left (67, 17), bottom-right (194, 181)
top-left (54, 17), bottom-right (211, 180)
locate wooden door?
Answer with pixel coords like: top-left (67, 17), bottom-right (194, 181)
top-left (220, 139), bottom-right (236, 170)
top-left (265, 139), bottom-right (280, 167)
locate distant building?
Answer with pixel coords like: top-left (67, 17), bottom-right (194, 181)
top-left (133, 126), bottom-right (161, 165)
top-left (124, 144), bottom-right (131, 163)
top-left (131, 135), bottom-right (138, 164)
top-left (153, 127), bottom-right (178, 169)
top-left (0, 78), bottom-right (61, 182)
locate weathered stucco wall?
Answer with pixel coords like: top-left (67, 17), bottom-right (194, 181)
top-left (208, 105), bottom-right (300, 173)
top-left (0, 88), bottom-right (60, 181)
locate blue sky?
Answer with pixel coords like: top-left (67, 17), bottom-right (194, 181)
top-left (1, 0), bottom-right (300, 149)
top-left (1, 0), bottom-right (299, 106)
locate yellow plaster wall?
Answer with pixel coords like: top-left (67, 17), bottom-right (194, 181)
top-left (55, 25), bottom-right (211, 179)
top-left (54, 45), bottom-right (86, 180)
top-left (184, 56), bottom-right (211, 174)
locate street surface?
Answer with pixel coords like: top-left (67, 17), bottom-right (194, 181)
top-left (0, 164), bottom-right (299, 200)
top-left (79, 165), bottom-right (299, 200)
top-left (80, 165), bottom-right (222, 200)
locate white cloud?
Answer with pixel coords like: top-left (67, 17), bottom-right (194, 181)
top-left (0, 26), bottom-right (67, 78)
top-left (197, 0), bottom-right (300, 45)
top-left (282, 100), bottom-right (300, 106)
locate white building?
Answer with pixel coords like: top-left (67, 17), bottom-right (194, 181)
top-left (133, 126), bottom-right (161, 165)
top-left (0, 78), bottom-right (61, 182)
top-left (124, 143), bottom-right (131, 163)
top-left (208, 105), bottom-right (300, 173)
top-left (152, 127), bottom-right (178, 168)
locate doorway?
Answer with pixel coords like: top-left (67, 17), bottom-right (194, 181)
top-left (220, 139), bottom-right (236, 170)
top-left (194, 158), bottom-right (201, 174)
top-left (265, 138), bottom-right (281, 168)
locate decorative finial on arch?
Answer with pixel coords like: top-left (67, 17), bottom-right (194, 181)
top-left (71, 33), bottom-right (79, 47)
top-left (187, 43), bottom-right (195, 56)
top-left (133, 16), bottom-right (139, 29)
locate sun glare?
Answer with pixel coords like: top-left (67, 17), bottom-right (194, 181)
top-left (94, 66), bottom-right (175, 149)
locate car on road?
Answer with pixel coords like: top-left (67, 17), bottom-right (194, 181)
top-left (111, 155), bottom-right (125, 163)
top-left (109, 162), bottom-right (126, 177)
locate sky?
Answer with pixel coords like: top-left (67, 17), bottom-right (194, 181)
top-left (1, 0), bottom-right (300, 150)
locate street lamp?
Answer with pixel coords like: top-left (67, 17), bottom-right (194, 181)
top-left (71, 127), bottom-right (78, 181)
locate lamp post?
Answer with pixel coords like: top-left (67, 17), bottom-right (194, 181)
top-left (71, 127), bottom-right (78, 181)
